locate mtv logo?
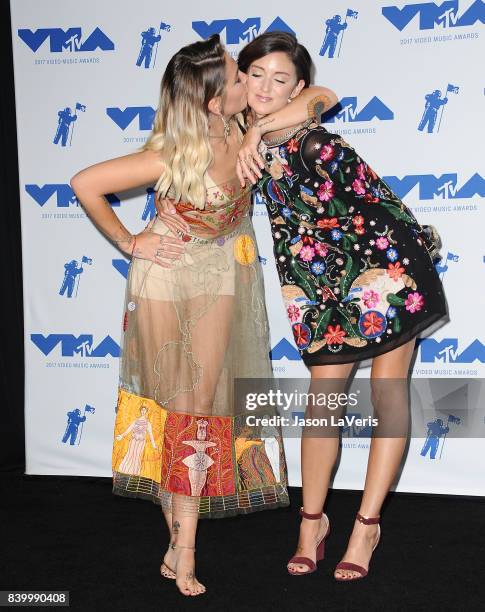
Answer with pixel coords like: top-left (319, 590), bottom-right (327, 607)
top-left (112, 259), bottom-right (129, 279)
top-left (106, 107), bottom-right (156, 130)
top-left (270, 338), bottom-right (301, 361)
top-left (419, 338), bottom-right (485, 363)
top-left (382, 173), bottom-right (485, 200)
top-left (31, 334), bottom-right (120, 357)
top-left (382, 1), bottom-right (485, 31)
top-left (18, 27), bottom-right (115, 52)
top-left (324, 96), bottom-right (394, 123)
top-left (192, 17), bottom-right (294, 44)
top-left (25, 184), bottom-right (120, 208)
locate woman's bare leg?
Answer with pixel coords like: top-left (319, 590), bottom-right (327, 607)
top-left (288, 362), bottom-right (354, 574)
top-left (335, 338), bottom-right (416, 579)
top-left (163, 294), bottom-right (234, 594)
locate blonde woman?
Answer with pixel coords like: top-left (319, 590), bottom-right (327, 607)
top-left (72, 34), bottom-right (338, 596)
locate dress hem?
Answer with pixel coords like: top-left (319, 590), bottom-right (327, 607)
top-left (302, 309), bottom-right (450, 367)
top-left (112, 480), bottom-right (290, 520)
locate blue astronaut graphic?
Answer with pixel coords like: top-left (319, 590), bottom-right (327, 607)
top-left (418, 84), bottom-right (459, 133)
top-left (319, 9), bottom-right (358, 58)
top-left (435, 251), bottom-right (459, 282)
top-left (53, 102), bottom-right (86, 146)
top-left (420, 415), bottom-right (460, 460)
top-left (61, 405), bottom-right (95, 446)
top-left (136, 22), bottom-right (170, 69)
top-left (59, 256), bottom-right (92, 298)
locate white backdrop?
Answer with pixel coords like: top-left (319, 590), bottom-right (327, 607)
top-left (11, 0), bottom-right (485, 494)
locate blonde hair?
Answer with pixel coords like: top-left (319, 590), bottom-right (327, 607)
top-left (143, 35), bottom-right (226, 210)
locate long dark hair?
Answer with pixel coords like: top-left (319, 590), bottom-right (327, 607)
top-left (238, 31), bottom-right (313, 87)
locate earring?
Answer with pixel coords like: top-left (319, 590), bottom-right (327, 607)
top-left (221, 115), bottom-right (231, 141)
top-left (287, 97), bottom-right (293, 104)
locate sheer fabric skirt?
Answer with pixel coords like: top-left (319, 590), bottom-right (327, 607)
top-left (112, 215), bottom-right (289, 518)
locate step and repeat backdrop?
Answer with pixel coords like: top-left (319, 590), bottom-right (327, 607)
top-left (11, 0), bottom-right (485, 494)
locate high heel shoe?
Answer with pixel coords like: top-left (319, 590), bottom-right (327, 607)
top-left (334, 512), bottom-right (381, 581)
top-left (287, 507), bottom-right (331, 576)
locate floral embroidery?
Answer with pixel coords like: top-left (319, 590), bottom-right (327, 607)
top-left (292, 323), bottom-right (311, 349)
top-left (317, 180), bottom-right (335, 202)
top-left (257, 122), bottom-right (446, 362)
top-left (287, 138), bottom-right (299, 153)
top-left (405, 292), bottom-right (424, 313)
top-left (287, 304), bottom-right (301, 322)
top-left (387, 262), bottom-right (405, 281)
top-left (324, 324), bottom-right (346, 345)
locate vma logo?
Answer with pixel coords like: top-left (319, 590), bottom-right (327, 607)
top-left (25, 184), bottom-right (120, 208)
top-left (270, 338), bottom-right (301, 361)
top-left (31, 334), bottom-right (120, 358)
top-left (420, 338), bottom-right (485, 363)
top-left (382, 173), bottom-right (485, 200)
top-left (112, 259), bottom-right (129, 279)
top-left (106, 107), bottom-right (155, 130)
top-left (192, 17), bottom-right (294, 44)
top-left (18, 27), bottom-right (115, 53)
top-left (382, 1), bottom-right (485, 31)
top-left (324, 97), bottom-right (394, 123)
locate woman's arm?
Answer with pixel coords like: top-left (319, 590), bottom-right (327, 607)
top-left (70, 150), bottom-right (184, 266)
top-left (237, 86), bottom-right (338, 185)
top-left (254, 86), bottom-right (337, 136)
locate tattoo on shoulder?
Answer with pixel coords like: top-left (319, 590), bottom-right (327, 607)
top-left (307, 94), bottom-right (332, 120)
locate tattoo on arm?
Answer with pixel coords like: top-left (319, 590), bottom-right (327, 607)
top-left (307, 94), bottom-right (333, 120)
top-left (173, 520), bottom-right (180, 534)
top-left (253, 117), bottom-right (275, 131)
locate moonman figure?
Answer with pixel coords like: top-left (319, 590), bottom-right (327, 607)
top-left (59, 259), bottom-right (83, 298)
top-left (319, 15), bottom-right (347, 58)
top-left (136, 27), bottom-right (161, 68)
top-left (53, 107), bottom-right (77, 147)
top-left (418, 90), bottom-right (448, 133)
top-left (420, 418), bottom-right (449, 459)
top-left (62, 408), bottom-right (87, 445)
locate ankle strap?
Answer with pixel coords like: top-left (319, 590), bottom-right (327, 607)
top-left (356, 512), bottom-right (380, 525)
top-left (300, 507), bottom-right (323, 520)
top-left (170, 543), bottom-right (196, 551)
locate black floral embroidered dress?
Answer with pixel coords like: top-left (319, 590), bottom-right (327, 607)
top-left (257, 119), bottom-right (448, 365)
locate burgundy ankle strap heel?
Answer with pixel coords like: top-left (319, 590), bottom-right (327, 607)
top-left (334, 512), bottom-right (381, 581)
top-left (287, 507), bottom-right (331, 576)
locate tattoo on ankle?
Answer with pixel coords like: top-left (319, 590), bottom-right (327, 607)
top-left (173, 520), bottom-right (180, 534)
top-left (186, 571), bottom-right (194, 580)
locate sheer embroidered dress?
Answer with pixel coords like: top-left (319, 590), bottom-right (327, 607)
top-left (112, 174), bottom-right (289, 518)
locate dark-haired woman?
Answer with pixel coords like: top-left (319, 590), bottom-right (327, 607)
top-left (237, 32), bottom-right (448, 581)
